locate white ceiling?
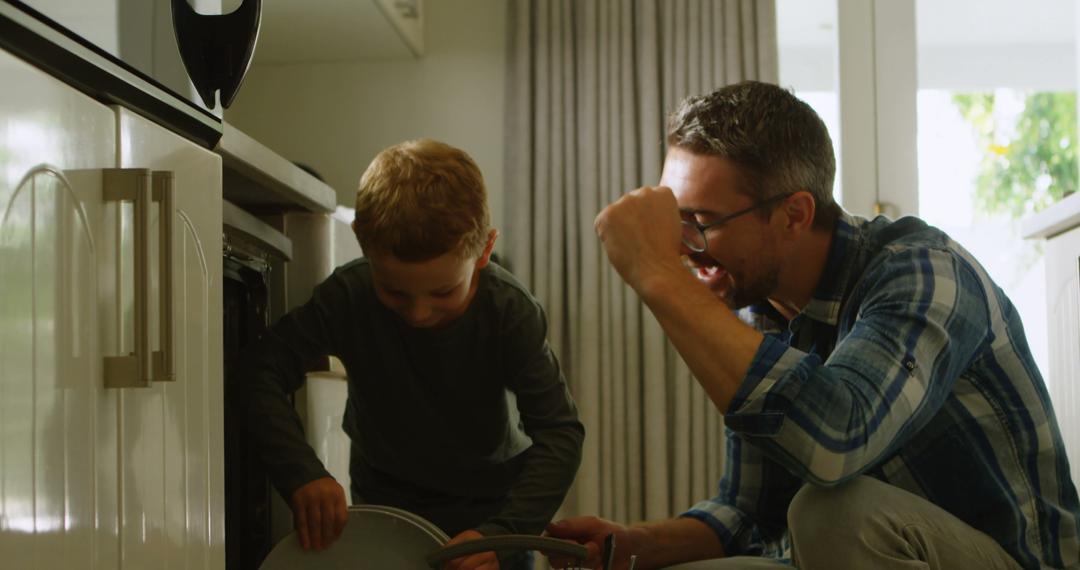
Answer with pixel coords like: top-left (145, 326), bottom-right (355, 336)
top-left (778, 0), bottom-right (1076, 47)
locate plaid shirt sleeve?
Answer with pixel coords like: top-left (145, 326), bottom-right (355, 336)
top-left (681, 428), bottom-right (803, 557)
top-left (724, 245), bottom-right (991, 485)
top-left (681, 431), bottom-right (764, 556)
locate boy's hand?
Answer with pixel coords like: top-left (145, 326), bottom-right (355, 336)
top-left (441, 529), bottom-right (499, 570)
top-left (546, 516), bottom-right (632, 569)
top-left (289, 476), bottom-right (348, 551)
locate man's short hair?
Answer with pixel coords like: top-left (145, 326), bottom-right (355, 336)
top-left (354, 138), bottom-right (490, 261)
top-left (666, 81), bottom-right (840, 228)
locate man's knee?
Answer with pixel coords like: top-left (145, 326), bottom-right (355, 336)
top-left (788, 476), bottom-right (883, 543)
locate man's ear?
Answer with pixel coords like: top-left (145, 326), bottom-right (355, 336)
top-left (475, 229), bottom-right (499, 269)
top-left (781, 191), bottom-right (816, 234)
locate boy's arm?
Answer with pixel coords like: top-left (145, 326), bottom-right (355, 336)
top-left (475, 299), bottom-right (585, 538)
top-left (231, 271), bottom-right (354, 500)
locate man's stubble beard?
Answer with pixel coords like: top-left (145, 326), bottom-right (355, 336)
top-left (720, 260), bottom-right (780, 311)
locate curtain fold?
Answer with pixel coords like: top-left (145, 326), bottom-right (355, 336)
top-left (504, 0), bottom-right (777, 525)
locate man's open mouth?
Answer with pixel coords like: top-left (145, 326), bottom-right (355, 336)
top-left (687, 253), bottom-right (728, 287)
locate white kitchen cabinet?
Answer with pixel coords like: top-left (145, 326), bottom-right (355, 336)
top-left (0, 44), bottom-right (119, 570)
top-left (114, 107), bottom-right (225, 569)
top-left (0, 47), bottom-right (224, 569)
top-left (1024, 192), bottom-right (1080, 491)
top-left (1042, 223), bottom-right (1080, 487)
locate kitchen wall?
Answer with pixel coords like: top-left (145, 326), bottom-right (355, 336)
top-left (225, 0), bottom-right (509, 228)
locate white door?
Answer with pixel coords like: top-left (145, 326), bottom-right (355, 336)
top-left (0, 49), bottom-right (120, 568)
top-left (114, 108), bottom-right (224, 570)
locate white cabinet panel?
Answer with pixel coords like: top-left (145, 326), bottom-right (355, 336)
top-left (116, 108), bottom-right (224, 570)
top-left (1044, 224), bottom-right (1080, 490)
top-left (0, 50), bottom-right (119, 569)
top-left (1, 48), bottom-right (224, 570)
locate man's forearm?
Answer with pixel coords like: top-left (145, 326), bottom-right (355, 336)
top-left (627, 517), bottom-right (726, 569)
top-left (637, 266), bottom-right (763, 414)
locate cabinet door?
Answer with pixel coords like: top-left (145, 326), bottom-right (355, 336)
top-left (0, 50), bottom-right (120, 568)
top-left (1045, 225), bottom-right (1080, 490)
top-left (115, 108), bottom-right (224, 570)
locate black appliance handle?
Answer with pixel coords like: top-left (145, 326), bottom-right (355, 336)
top-left (171, 0), bottom-right (261, 109)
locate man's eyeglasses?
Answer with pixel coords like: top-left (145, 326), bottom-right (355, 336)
top-left (680, 193), bottom-right (792, 253)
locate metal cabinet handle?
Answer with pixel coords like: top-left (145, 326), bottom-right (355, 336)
top-left (102, 169), bottom-right (176, 387)
top-left (424, 535), bottom-right (588, 568)
top-left (152, 171), bottom-right (175, 382)
top-left (104, 168), bottom-right (153, 388)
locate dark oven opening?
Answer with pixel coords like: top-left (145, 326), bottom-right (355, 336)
top-left (223, 251), bottom-right (278, 569)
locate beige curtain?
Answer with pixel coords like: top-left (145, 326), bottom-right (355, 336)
top-left (504, 0), bottom-right (778, 525)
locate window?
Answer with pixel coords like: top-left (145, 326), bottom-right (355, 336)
top-left (777, 0), bottom-right (842, 202)
top-left (916, 0), bottom-right (1077, 377)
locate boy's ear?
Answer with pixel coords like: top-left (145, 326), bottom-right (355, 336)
top-left (475, 229), bottom-right (499, 269)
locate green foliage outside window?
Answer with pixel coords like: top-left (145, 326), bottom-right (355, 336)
top-left (952, 92), bottom-right (1077, 220)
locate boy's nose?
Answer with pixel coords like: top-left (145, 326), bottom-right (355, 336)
top-left (405, 303), bottom-right (432, 324)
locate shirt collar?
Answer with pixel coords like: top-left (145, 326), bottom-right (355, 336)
top-left (799, 210), bottom-right (867, 326)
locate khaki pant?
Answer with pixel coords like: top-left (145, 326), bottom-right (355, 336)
top-left (665, 476), bottom-right (1022, 570)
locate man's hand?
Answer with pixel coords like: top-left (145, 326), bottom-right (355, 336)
top-left (594, 186), bottom-right (685, 296)
top-left (545, 516), bottom-right (634, 570)
top-left (441, 529), bottom-right (499, 570)
top-left (289, 476), bottom-right (348, 551)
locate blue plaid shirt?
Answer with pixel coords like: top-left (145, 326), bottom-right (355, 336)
top-left (682, 212), bottom-right (1080, 568)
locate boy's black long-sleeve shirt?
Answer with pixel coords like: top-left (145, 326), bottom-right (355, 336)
top-left (233, 258), bottom-right (584, 537)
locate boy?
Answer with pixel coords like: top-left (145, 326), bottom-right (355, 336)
top-left (235, 139), bottom-right (584, 570)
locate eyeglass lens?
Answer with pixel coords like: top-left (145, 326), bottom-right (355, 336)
top-left (680, 221), bottom-right (707, 253)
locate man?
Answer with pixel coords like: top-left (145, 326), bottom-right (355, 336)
top-left (546, 81), bottom-right (1079, 569)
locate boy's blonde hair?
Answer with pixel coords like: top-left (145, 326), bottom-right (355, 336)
top-left (354, 139), bottom-right (490, 261)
